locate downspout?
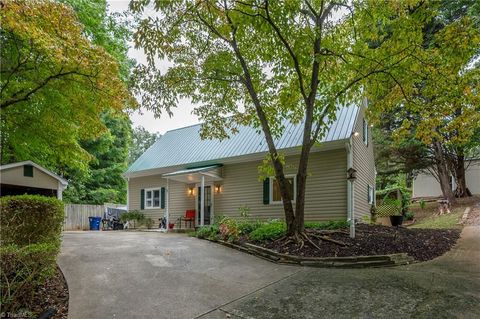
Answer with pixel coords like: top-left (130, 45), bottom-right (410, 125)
top-left (345, 138), bottom-right (355, 238)
top-left (200, 174), bottom-right (205, 226)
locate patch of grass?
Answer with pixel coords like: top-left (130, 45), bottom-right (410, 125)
top-left (304, 220), bottom-right (348, 230)
top-left (410, 208), bottom-right (464, 229)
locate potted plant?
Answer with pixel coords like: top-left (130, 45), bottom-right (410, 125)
top-left (389, 212), bottom-right (404, 227)
top-left (382, 198), bottom-right (404, 226)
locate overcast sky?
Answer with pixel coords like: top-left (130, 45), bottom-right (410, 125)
top-left (107, 0), bottom-right (199, 134)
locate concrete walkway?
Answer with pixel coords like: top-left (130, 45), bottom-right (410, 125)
top-left (59, 227), bottom-right (480, 319)
top-left (200, 226), bottom-right (480, 319)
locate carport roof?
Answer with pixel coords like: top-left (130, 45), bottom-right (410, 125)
top-left (126, 105), bottom-right (359, 174)
top-left (0, 160), bottom-right (68, 186)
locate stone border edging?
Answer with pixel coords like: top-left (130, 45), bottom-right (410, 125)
top-left (206, 238), bottom-right (414, 268)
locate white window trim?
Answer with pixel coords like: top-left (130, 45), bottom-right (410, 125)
top-left (368, 185), bottom-right (374, 205)
top-left (270, 175), bottom-right (297, 205)
top-left (144, 187), bottom-right (162, 209)
top-left (363, 119), bottom-right (369, 146)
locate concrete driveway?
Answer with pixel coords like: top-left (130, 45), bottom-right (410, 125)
top-left (58, 231), bottom-right (298, 319)
top-left (59, 227), bottom-right (480, 319)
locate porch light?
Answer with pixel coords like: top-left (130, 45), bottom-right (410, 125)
top-left (188, 187), bottom-right (194, 196)
top-left (215, 184), bottom-right (221, 194)
top-left (352, 131), bottom-right (360, 137)
top-left (347, 167), bottom-right (357, 181)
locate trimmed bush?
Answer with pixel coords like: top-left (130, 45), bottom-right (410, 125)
top-left (249, 221), bottom-right (286, 241)
top-left (0, 195), bottom-right (64, 313)
top-left (1, 243), bottom-right (58, 312)
top-left (304, 220), bottom-right (349, 230)
top-left (0, 195), bottom-right (64, 247)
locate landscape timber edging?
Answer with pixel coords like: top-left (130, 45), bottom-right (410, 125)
top-left (206, 238), bottom-right (414, 268)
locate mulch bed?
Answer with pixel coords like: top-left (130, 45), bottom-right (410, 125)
top-left (29, 266), bottom-right (69, 319)
top-left (250, 224), bottom-right (460, 262)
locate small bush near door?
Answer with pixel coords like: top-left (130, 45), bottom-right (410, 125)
top-left (0, 195), bottom-right (64, 313)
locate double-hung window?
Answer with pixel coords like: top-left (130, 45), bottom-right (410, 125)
top-left (270, 175), bottom-right (296, 204)
top-left (145, 188), bottom-right (161, 208)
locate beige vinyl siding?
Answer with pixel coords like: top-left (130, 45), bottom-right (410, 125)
top-left (129, 149), bottom-right (349, 225)
top-left (128, 175), bottom-right (194, 223)
top-left (168, 180), bottom-right (195, 223)
top-left (1, 166), bottom-right (59, 189)
top-left (352, 105), bottom-right (376, 219)
top-left (215, 149), bottom-right (348, 221)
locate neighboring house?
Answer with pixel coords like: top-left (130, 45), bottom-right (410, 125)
top-left (412, 159), bottom-right (480, 198)
top-left (0, 161), bottom-right (68, 200)
top-left (124, 103), bottom-right (375, 229)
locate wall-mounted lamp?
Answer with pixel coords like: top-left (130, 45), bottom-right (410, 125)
top-left (352, 131), bottom-right (360, 137)
top-left (215, 184), bottom-right (222, 194)
top-left (188, 186), bottom-right (194, 196)
top-left (347, 167), bottom-right (357, 181)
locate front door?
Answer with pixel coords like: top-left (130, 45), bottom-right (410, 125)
top-left (197, 186), bottom-right (212, 226)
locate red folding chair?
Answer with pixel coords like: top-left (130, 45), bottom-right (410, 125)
top-left (180, 210), bottom-right (195, 229)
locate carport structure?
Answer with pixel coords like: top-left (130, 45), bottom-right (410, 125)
top-left (0, 160), bottom-right (68, 199)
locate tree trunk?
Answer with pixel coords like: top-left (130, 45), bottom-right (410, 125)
top-left (228, 30), bottom-right (297, 235)
top-left (453, 154), bottom-right (470, 198)
top-left (433, 142), bottom-right (456, 204)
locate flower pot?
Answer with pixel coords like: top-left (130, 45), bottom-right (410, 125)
top-left (168, 223), bottom-right (175, 229)
top-left (390, 215), bottom-right (404, 227)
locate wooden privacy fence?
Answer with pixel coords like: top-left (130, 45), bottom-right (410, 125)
top-left (63, 204), bottom-right (104, 230)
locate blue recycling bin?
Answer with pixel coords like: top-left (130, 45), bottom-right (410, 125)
top-left (89, 216), bottom-right (102, 231)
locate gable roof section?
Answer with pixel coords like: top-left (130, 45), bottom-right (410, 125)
top-left (0, 160), bottom-right (68, 186)
top-left (127, 105), bottom-right (359, 174)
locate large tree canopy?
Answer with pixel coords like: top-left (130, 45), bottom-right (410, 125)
top-left (131, 0), bottom-right (429, 238)
top-left (0, 0), bottom-right (136, 173)
top-left (366, 0), bottom-right (480, 201)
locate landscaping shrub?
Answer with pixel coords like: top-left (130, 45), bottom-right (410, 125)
top-left (304, 220), bottom-right (349, 230)
top-left (404, 211), bottom-right (415, 221)
top-left (218, 217), bottom-right (239, 242)
top-left (419, 200), bottom-right (426, 210)
top-left (0, 195), bottom-right (64, 313)
top-left (0, 195), bottom-right (64, 247)
top-left (195, 224), bottom-right (220, 240)
top-left (1, 243), bottom-right (58, 312)
top-left (143, 218), bottom-right (154, 229)
top-left (249, 221), bottom-right (286, 242)
top-left (121, 210), bottom-right (145, 228)
top-left (238, 220), bottom-right (262, 235)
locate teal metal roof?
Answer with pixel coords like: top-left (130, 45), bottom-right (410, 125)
top-left (127, 105), bottom-right (359, 173)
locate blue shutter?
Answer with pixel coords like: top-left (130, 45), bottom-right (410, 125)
top-left (160, 187), bottom-right (165, 209)
top-left (140, 189), bottom-right (145, 210)
top-left (263, 178), bottom-right (270, 205)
